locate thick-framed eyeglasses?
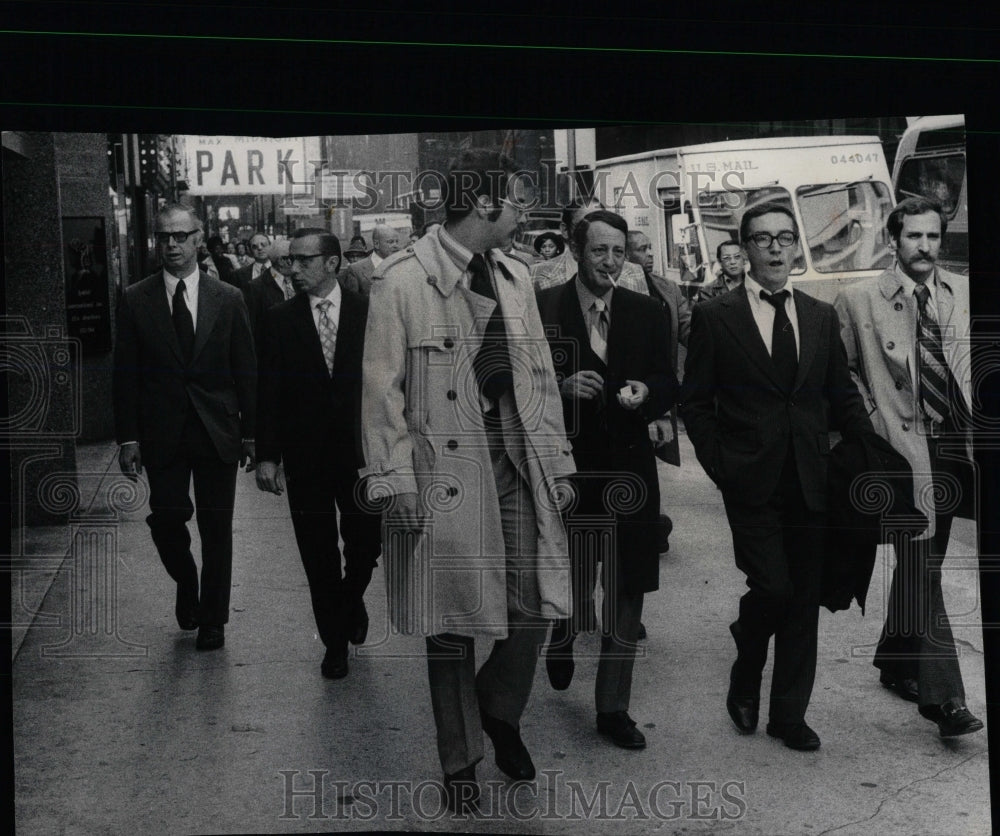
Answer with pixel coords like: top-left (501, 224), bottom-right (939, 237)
top-left (155, 230), bottom-right (199, 245)
top-left (289, 253), bottom-right (325, 266)
top-left (746, 231), bottom-right (798, 249)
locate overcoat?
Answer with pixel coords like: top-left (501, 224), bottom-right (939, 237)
top-left (834, 267), bottom-right (973, 539)
top-left (359, 227), bottom-right (576, 637)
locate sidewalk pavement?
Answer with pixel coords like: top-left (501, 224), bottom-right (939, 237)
top-left (10, 435), bottom-right (991, 834)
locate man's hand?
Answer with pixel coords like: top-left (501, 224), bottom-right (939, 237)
top-left (241, 441), bottom-right (256, 472)
top-left (386, 491), bottom-right (425, 532)
top-left (560, 370), bottom-right (604, 401)
top-left (118, 442), bottom-right (142, 481)
top-left (617, 379), bottom-right (649, 410)
top-left (648, 418), bottom-right (674, 447)
top-left (255, 460), bottom-right (285, 495)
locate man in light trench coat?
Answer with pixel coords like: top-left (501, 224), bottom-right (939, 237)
top-left (360, 149), bottom-right (576, 812)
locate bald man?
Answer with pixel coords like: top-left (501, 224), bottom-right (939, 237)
top-left (339, 223), bottom-right (401, 297)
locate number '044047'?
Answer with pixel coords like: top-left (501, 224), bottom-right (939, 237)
top-left (831, 153), bottom-right (879, 164)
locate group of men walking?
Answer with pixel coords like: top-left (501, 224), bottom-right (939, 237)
top-left (112, 147), bottom-right (980, 815)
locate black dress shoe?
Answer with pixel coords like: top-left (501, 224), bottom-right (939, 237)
top-left (726, 685), bottom-right (760, 734)
top-left (766, 721), bottom-right (821, 751)
top-left (597, 711), bottom-right (647, 749)
top-left (321, 649), bottom-right (349, 679)
top-left (481, 711), bottom-right (535, 780)
top-left (920, 699), bottom-right (984, 738)
top-left (175, 584), bottom-right (199, 631)
top-left (879, 670), bottom-right (919, 703)
top-left (350, 599), bottom-right (369, 646)
top-left (443, 765), bottom-right (480, 814)
top-left (545, 637), bottom-right (575, 691)
top-left (195, 625), bottom-right (224, 651)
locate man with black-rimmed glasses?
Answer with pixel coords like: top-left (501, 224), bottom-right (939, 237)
top-left (113, 203), bottom-right (257, 651)
top-left (680, 201), bottom-right (872, 752)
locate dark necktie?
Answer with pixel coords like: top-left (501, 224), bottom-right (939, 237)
top-left (173, 279), bottom-right (195, 364)
top-left (914, 283), bottom-right (963, 429)
top-left (761, 289), bottom-right (797, 392)
top-left (468, 253), bottom-right (513, 402)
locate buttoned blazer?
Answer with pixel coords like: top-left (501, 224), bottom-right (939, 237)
top-left (834, 267), bottom-right (972, 537)
top-left (679, 284), bottom-right (871, 511)
top-left (360, 227), bottom-right (575, 636)
top-left (243, 271), bottom-right (286, 346)
top-left (256, 288), bottom-right (368, 481)
top-left (339, 256), bottom-right (376, 297)
top-left (645, 271), bottom-right (691, 466)
top-left (536, 279), bottom-right (677, 593)
top-left (112, 271), bottom-right (256, 468)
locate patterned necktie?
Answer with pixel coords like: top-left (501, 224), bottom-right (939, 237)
top-left (282, 277), bottom-right (294, 300)
top-left (468, 253), bottom-right (512, 401)
top-left (761, 289), bottom-right (797, 391)
top-left (590, 299), bottom-right (609, 364)
top-left (316, 299), bottom-right (336, 376)
top-left (172, 279), bottom-right (195, 364)
top-left (914, 283), bottom-right (955, 427)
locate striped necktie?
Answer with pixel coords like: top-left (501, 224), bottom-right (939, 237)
top-left (914, 283), bottom-right (954, 427)
top-left (590, 299), bottom-right (609, 364)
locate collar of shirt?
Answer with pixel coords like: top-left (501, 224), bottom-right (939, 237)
top-left (163, 266), bottom-right (200, 316)
top-left (745, 272), bottom-right (794, 305)
top-left (370, 252), bottom-right (383, 270)
top-left (438, 224), bottom-right (483, 287)
top-left (893, 261), bottom-right (938, 311)
top-left (252, 259), bottom-right (272, 278)
top-left (310, 281), bottom-right (342, 329)
top-left (575, 275), bottom-right (613, 322)
top-left (744, 273), bottom-right (799, 356)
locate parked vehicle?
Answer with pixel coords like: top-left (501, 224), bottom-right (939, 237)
top-left (892, 114), bottom-right (967, 275)
top-left (595, 135), bottom-right (896, 303)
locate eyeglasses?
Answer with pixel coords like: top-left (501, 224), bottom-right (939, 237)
top-left (289, 253), bottom-right (325, 266)
top-left (250, 241), bottom-right (270, 250)
top-left (155, 230), bottom-right (199, 245)
top-left (746, 231), bottom-right (798, 249)
top-left (720, 255), bottom-right (744, 262)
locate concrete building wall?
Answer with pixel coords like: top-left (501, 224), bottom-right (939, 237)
top-left (3, 132), bottom-right (79, 527)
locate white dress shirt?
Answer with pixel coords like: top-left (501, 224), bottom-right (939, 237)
top-left (744, 273), bottom-right (800, 358)
top-left (163, 265), bottom-right (200, 328)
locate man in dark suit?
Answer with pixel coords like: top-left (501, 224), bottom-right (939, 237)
top-left (680, 201), bottom-right (872, 751)
top-left (537, 210), bottom-right (677, 749)
top-left (113, 203), bottom-right (257, 651)
top-left (338, 223), bottom-right (400, 297)
top-left (206, 234), bottom-right (236, 287)
top-left (230, 232), bottom-right (272, 294)
top-left (834, 198), bottom-right (982, 738)
top-left (255, 228), bottom-right (381, 680)
top-left (243, 238), bottom-right (294, 345)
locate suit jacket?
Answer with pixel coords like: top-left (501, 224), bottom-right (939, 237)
top-left (112, 271), bottom-right (257, 469)
top-left (230, 261), bottom-right (267, 295)
top-left (339, 256), bottom-right (375, 297)
top-left (256, 288), bottom-right (368, 481)
top-left (680, 284), bottom-right (871, 511)
top-left (536, 279), bottom-right (678, 592)
top-left (243, 270), bottom-right (287, 346)
top-left (644, 271), bottom-right (691, 466)
top-left (694, 273), bottom-right (744, 305)
top-left (834, 267), bottom-right (973, 537)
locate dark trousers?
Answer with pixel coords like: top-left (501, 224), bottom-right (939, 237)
top-left (874, 435), bottom-right (969, 706)
top-left (286, 465), bottom-right (381, 656)
top-left (554, 471), bottom-right (646, 713)
top-left (145, 412), bottom-right (238, 627)
top-left (723, 452), bottom-right (826, 725)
